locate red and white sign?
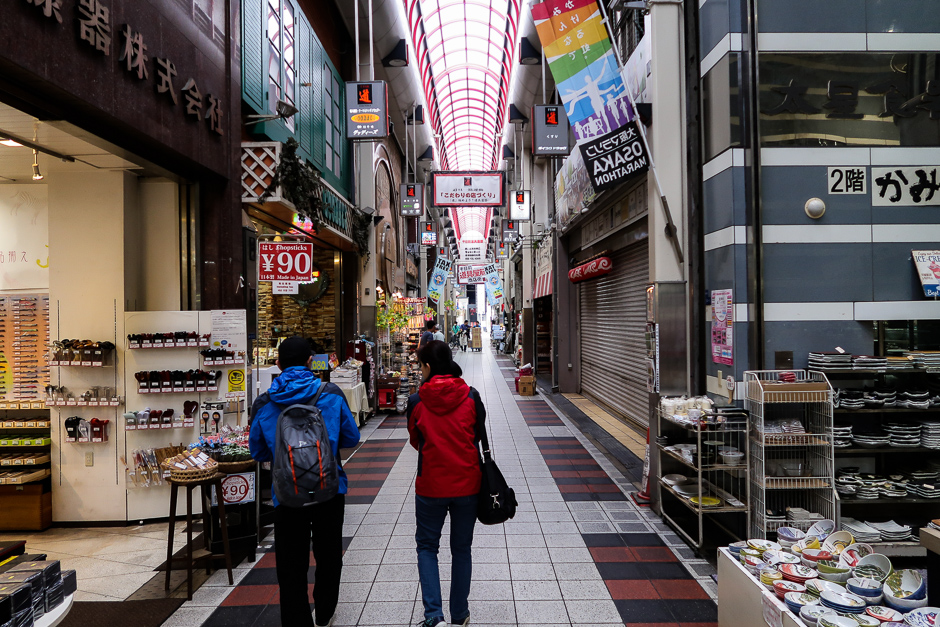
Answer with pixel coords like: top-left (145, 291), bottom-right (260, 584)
top-left (456, 263), bottom-right (488, 284)
top-left (258, 242), bottom-right (314, 282)
top-left (568, 256), bottom-right (613, 283)
top-left (211, 472), bottom-right (256, 506)
top-left (534, 270), bottom-right (553, 299)
top-left (432, 171), bottom-right (505, 206)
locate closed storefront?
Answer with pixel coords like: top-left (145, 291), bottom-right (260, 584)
top-left (579, 238), bottom-right (650, 428)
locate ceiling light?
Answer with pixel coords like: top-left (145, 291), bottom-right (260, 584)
top-left (418, 147), bottom-right (434, 161)
top-left (382, 39), bottom-right (409, 67)
top-left (502, 145), bottom-right (514, 159)
top-left (31, 150), bottom-right (42, 181)
top-left (0, 139), bottom-right (22, 147)
top-left (407, 105), bottom-right (425, 126)
top-left (519, 38), bottom-right (541, 65)
top-left (509, 104), bottom-right (528, 124)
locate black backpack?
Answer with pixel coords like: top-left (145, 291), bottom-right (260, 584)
top-left (271, 386), bottom-right (339, 508)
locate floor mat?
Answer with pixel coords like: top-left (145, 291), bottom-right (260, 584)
top-left (60, 598), bottom-right (185, 627)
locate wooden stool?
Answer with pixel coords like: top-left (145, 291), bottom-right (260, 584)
top-left (164, 473), bottom-right (234, 599)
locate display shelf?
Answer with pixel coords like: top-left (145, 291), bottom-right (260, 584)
top-left (0, 468), bottom-right (51, 484)
top-left (658, 445), bottom-right (747, 473)
top-left (835, 407), bottom-right (940, 414)
top-left (810, 368), bottom-right (924, 375)
top-left (0, 421), bottom-right (51, 429)
top-left (0, 454), bottom-right (51, 466)
top-left (0, 402), bottom-right (47, 410)
top-left (840, 497), bottom-right (940, 505)
top-left (659, 480), bottom-right (748, 514)
top-left (763, 477), bottom-right (831, 489)
top-left (867, 540), bottom-right (926, 557)
top-left (836, 446), bottom-right (938, 454)
top-left (751, 434), bottom-right (831, 447)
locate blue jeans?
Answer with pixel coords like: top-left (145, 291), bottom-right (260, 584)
top-left (415, 494), bottom-right (478, 623)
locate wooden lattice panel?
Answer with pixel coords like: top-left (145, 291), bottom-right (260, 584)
top-left (241, 142), bottom-right (282, 202)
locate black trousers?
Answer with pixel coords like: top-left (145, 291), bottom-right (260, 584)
top-left (274, 494), bottom-right (345, 627)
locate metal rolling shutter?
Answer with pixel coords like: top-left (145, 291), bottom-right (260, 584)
top-left (579, 239), bottom-right (649, 429)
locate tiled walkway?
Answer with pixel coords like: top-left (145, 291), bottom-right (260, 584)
top-left (163, 343), bottom-right (719, 626)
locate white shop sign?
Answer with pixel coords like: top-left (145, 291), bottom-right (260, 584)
top-left (272, 280), bottom-right (299, 294)
top-left (828, 166), bottom-right (867, 194)
top-left (432, 172), bottom-right (504, 207)
top-left (871, 166), bottom-right (940, 206)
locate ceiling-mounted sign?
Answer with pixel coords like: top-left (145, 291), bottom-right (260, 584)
top-left (501, 219), bottom-right (520, 243)
top-left (419, 221), bottom-right (438, 246)
top-left (258, 242), bottom-right (314, 282)
top-left (400, 183), bottom-right (424, 217)
top-left (532, 105), bottom-right (570, 156)
top-left (495, 241), bottom-right (509, 259)
top-left (346, 81), bottom-right (388, 140)
top-left (568, 256), bottom-right (613, 283)
top-left (912, 250), bottom-right (940, 297)
top-left (432, 171), bottom-right (505, 206)
top-left (509, 190), bottom-right (531, 221)
top-left (436, 246), bottom-right (449, 259)
top-left (579, 122), bottom-right (650, 193)
top-left (456, 263), bottom-right (488, 285)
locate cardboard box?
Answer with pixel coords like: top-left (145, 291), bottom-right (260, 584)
top-left (518, 376), bottom-right (536, 396)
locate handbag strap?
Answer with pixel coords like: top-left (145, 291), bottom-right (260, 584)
top-left (470, 388), bottom-right (492, 461)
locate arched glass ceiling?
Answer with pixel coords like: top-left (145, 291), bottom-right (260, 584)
top-left (406, 0), bottom-right (521, 173)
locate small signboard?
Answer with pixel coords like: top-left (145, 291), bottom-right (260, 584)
top-left (420, 222), bottom-right (438, 246)
top-left (272, 281), bottom-right (299, 294)
top-left (310, 354), bottom-right (330, 371)
top-left (578, 122), bottom-right (649, 193)
top-left (509, 190), bottom-right (531, 221)
top-left (912, 250), bottom-right (940, 297)
top-left (495, 241), bottom-right (509, 259)
top-left (432, 171), bottom-right (505, 206)
top-left (345, 81), bottom-right (388, 140)
top-left (258, 242), bottom-right (314, 282)
top-left (400, 183), bottom-right (424, 217)
top-left (456, 263), bottom-right (488, 284)
top-left (532, 105), bottom-right (570, 156)
top-left (211, 472), bottom-right (256, 506)
top-left (501, 219), bottom-right (520, 243)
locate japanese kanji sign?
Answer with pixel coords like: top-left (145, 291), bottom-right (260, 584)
top-left (532, 105), bottom-right (570, 156)
top-left (400, 183), bottom-right (424, 217)
top-left (432, 172), bottom-right (505, 207)
top-left (871, 166), bottom-right (940, 206)
top-left (484, 263), bottom-right (504, 305)
top-left (531, 0), bottom-right (634, 142)
top-left (509, 190), bottom-right (531, 221)
top-left (578, 121), bottom-right (649, 192)
top-left (828, 167), bottom-right (867, 194)
top-left (345, 81), bottom-right (388, 140)
top-left (456, 264), bottom-right (488, 285)
top-left (258, 242), bottom-right (314, 282)
top-left (912, 250), bottom-right (940, 298)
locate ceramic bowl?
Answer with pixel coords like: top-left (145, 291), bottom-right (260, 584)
top-left (846, 577), bottom-right (883, 598)
top-left (854, 554), bottom-right (893, 582)
top-left (748, 538), bottom-right (782, 554)
top-left (817, 560), bottom-right (851, 575)
top-left (720, 451), bottom-right (745, 465)
top-left (777, 526), bottom-right (807, 542)
top-left (764, 550), bottom-right (801, 567)
top-left (774, 580), bottom-right (805, 598)
top-left (808, 520), bottom-right (836, 540)
top-left (794, 535), bottom-right (822, 554)
top-left (838, 543), bottom-right (874, 568)
top-left (780, 563), bottom-right (819, 581)
top-left (801, 604), bottom-right (829, 624)
top-left (864, 605), bottom-right (903, 622)
top-left (785, 591), bottom-right (820, 609)
top-left (822, 531), bottom-right (855, 555)
top-left (882, 569), bottom-right (926, 601)
top-left (902, 607), bottom-right (940, 627)
top-left (884, 593), bottom-right (928, 612)
top-left (807, 579), bottom-right (846, 598)
top-left (817, 612), bottom-right (860, 627)
top-left (803, 548), bottom-right (834, 563)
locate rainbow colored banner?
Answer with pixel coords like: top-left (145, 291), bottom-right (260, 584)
top-left (532, 0), bottom-right (634, 142)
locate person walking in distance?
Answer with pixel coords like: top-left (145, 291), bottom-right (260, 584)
top-left (407, 340), bottom-right (485, 627)
top-left (419, 319), bottom-right (436, 349)
top-left (249, 337), bottom-right (360, 627)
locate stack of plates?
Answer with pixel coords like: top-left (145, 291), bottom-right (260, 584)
top-left (905, 482), bottom-right (940, 499)
top-left (834, 423), bottom-right (853, 448)
top-left (868, 520), bottom-right (913, 542)
top-left (872, 388), bottom-right (898, 407)
top-left (819, 589), bottom-right (867, 614)
top-left (911, 470), bottom-right (939, 483)
top-left (920, 421), bottom-right (940, 448)
top-left (690, 495), bottom-right (722, 508)
top-left (853, 355), bottom-right (888, 370)
top-left (864, 606), bottom-right (903, 623)
top-left (928, 519), bottom-right (940, 532)
top-left (855, 481), bottom-right (883, 500)
top-left (839, 389), bottom-right (866, 410)
top-left (809, 352), bottom-right (853, 370)
top-left (905, 351), bottom-right (940, 369)
top-left (840, 518), bottom-right (881, 543)
top-left (885, 422), bottom-right (922, 447)
top-left (780, 563), bottom-right (819, 583)
top-left (899, 390), bottom-right (932, 410)
top-left (885, 357), bottom-right (913, 371)
top-left (853, 431), bottom-right (890, 448)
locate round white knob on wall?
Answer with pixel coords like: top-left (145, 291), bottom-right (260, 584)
top-left (804, 197), bottom-right (826, 219)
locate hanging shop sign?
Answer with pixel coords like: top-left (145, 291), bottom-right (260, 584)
top-left (568, 256), bottom-right (612, 283)
top-left (531, 0), bottom-right (635, 143)
top-left (432, 172), bottom-right (505, 206)
top-left (419, 222), bottom-right (438, 246)
top-left (495, 241), bottom-right (509, 259)
top-left (345, 81), bottom-right (389, 140)
top-left (400, 183), bottom-right (424, 217)
top-left (428, 257), bottom-right (452, 304)
top-left (258, 242), bottom-right (314, 282)
top-left (456, 264), bottom-right (488, 285)
top-left (759, 53), bottom-right (940, 148)
top-left (711, 289), bottom-right (734, 366)
top-left (912, 250), bottom-right (940, 297)
top-left (509, 190), bottom-right (532, 221)
top-left (484, 263), bottom-right (504, 305)
top-left (532, 105), bottom-right (570, 156)
top-left (459, 239), bottom-right (486, 261)
top-left (534, 237), bottom-right (554, 299)
top-left (579, 122), bottom-right (649, 192)
top-left (501, 219), bottom-right (520, 243)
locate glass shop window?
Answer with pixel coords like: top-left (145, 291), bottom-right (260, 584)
top-left (702, 52), bottom-right (742, 162)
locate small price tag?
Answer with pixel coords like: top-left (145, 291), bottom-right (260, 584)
top-left (81, 361), bottom-right (92, 367)
top-left (761, 591), bottom-right (784, 627)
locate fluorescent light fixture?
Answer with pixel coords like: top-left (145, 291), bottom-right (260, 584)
top-left (382, 39), bottom-right (409, 67)
top-left (519, 38), bottom-right (541, 65)
top-left (0, 139), bottom-right (22, 147)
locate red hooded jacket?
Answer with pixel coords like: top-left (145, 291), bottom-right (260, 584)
top-left (406, 375), bottom-right (485, 498)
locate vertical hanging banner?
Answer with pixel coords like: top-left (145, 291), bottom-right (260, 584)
top-left (428, 257), bottom-right (452, 304)
top-left (532, 0), bottom-right (635, 143)
top-left (483, 263), bottom-right (504, 305)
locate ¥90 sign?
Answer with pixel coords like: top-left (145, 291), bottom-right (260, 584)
top-left (258, 242), bottom-right (314, 282)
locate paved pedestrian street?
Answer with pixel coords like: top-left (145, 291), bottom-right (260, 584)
top-left (164, 345), bottom-right (718, 627)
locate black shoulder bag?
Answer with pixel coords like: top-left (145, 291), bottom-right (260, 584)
top-left (476, 419), bottom-right (518, 525)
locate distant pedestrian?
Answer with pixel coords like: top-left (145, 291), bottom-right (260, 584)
top-left (407, 340), bottom-right (485, 627)
top-left (419, 319), bottom-right (436, 349)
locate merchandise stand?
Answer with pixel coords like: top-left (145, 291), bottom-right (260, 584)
top-left (746, 370), bottom-right (835, 539)
top-left (717, 548), bottom-right (802, 627)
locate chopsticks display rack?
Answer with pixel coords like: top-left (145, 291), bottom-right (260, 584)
top-left (656, 401), bottom-right (750, 550)
top-left (746, 370), bottom-right (836, 539)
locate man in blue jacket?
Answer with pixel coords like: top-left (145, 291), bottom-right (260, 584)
top-left (250, 337), bottom-right (360, 627)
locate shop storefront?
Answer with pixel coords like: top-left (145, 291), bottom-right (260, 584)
top-left (0, 0), bottom-right (242, 527)
top-left (534, 236), bottom-right (554, 376)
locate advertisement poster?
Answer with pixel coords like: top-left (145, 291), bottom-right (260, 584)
top-left (0, 185), bottom-right (49, 291)
top-left (912, 250), bottom-right (940, 297)
top-left (432, 172), bottom-right (505, 206)
top-left (428, 257), bottom-right (452, 303)
top-left (578, 122), bottom-right (649, 192)
top-left (484, 263), bottom-right (504, 305)
top-left (711, 289), bottom-right (733, 366)
top-left (457, 263), bottom-right (488, 285)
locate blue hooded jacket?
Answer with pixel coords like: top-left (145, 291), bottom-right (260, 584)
top-left (249, 366), bottom-right (360, 506)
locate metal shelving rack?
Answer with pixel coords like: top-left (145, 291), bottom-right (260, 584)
top-left (657, 405), bottom-right (750, 550)
top-left (745, 370), bottom-right (835, 539)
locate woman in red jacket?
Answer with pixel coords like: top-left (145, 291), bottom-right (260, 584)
top-left (407, 340), bottom-right (485, 627)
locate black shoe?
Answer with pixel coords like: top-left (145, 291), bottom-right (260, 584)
top-left (418, 619), bottom-right (446, 627)
top-left (452, 615), bottom-right (470, 627)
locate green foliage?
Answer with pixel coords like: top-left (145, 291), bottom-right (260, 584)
top-left (351, 210), bottom-right (372, 266)
top-left (261, 138), bottom-right (324, 230)
top-left (376, 300), bottom-right (410, 332)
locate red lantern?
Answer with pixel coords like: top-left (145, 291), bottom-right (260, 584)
top-left (568, 256), bottom-right (613, 283)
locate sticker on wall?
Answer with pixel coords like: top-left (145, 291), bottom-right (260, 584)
top-left (711, 289), bottom-right (733, 366)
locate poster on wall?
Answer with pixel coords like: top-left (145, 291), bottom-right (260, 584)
top-left (912, 250), bottom-right (940, 297)
top-left (427, 257), bottom-right (452, 303)
top-left (0, 185), bottom-right (49, 291)
top-left (711, 289), bottom-right (733, 366)
top-left (432, 172), bottom-right (505, 206)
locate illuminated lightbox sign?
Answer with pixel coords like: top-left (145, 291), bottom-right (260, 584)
top-left (432, 171), bottom-right (505, 206)
top-left (346, 81), bottom-right (388, 140)
top-left (400, 183), bottom-right (424, 217)
top-left (510, 190), bottom-right (531, 221)
top-left (501, 219), bottom-right (519, 243)
top-left (420, 221), bottom-right (437, 246)
top-left (532, 105), bottom-right (570, 156)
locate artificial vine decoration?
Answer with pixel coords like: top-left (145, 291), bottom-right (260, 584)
top-left (350, 209), bottom-right (372, 266)
top-left (261, 137), bottom-right (324, 231)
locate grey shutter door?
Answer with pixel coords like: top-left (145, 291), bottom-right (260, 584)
top-left (579, 239), bottom-right (650, 429)
top-left (241, 0), bottom-right (266, 114)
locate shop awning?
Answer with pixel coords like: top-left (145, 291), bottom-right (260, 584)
top-left (534, 270), bottom-right (552, 299)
